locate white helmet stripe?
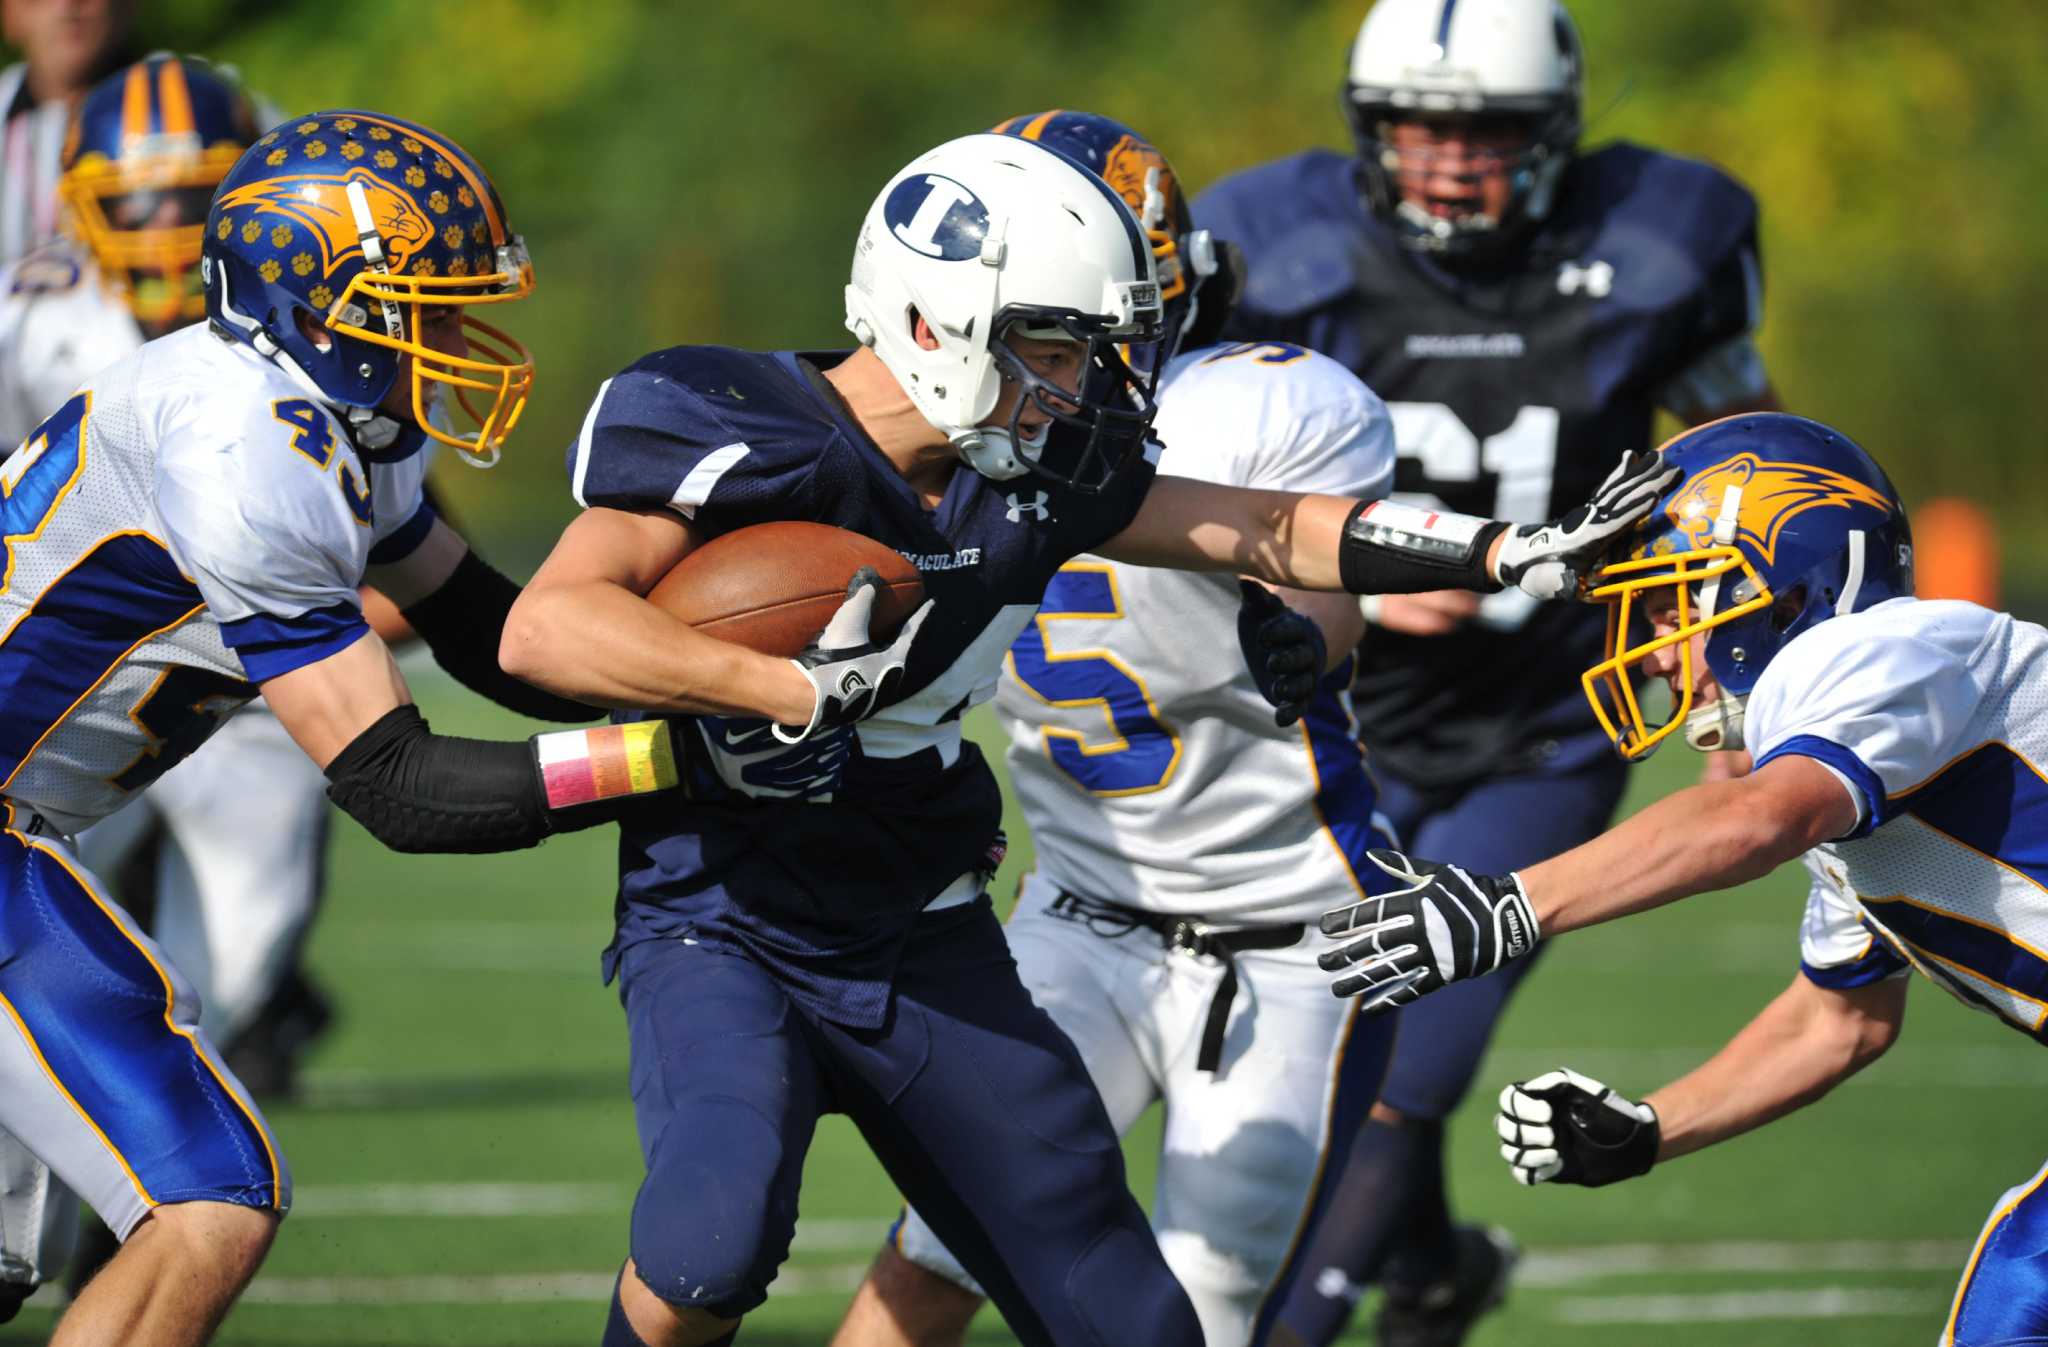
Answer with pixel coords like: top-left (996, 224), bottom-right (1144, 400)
top-left (1837, 529), bottom-right (1868, 616)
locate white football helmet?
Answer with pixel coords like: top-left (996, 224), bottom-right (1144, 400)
top-left (844, 132), bottom-right (1163, 493)
top-left (1345, 0), bottom-right (1583, 258)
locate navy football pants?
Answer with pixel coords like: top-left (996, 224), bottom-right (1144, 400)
top-left (616, 899), bottom-right (1203, 1346)
top-left (1371, 756), bottom-right (1629, 1119)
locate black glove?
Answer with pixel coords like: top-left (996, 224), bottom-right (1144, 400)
top-left (1318, 850), bottom-right (1539, 1009)
top-left (774, 568), bottom-right (934, 744)
top-left (1496, 1068), bottom-right (1660, 1187)
top-left (1235, 580), bottom-right (1324, 728)
top-left (1493, 450), bottom-right (1680, 599)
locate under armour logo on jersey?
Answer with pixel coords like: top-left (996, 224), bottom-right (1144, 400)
top-left (1005, 490), bottom-right (1050, 523)
top-left (883, 173), bottom-right (990, 260)
top-left (1557, 260), bottom-right (1614, 298)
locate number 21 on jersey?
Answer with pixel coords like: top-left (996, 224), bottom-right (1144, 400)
top-left (1006, 564), bottom-right (1181, 797)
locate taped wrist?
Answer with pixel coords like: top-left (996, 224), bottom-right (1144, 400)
top-left (400, 551), bottom-right (597, 723)
top-left (1338, 499), bottom-right (1507, 595)
top-left (325, 708), bottom-right (680, 855)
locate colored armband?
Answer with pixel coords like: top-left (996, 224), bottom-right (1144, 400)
top-left (532, 721), bottom-right (678, 810)
top-left (1337, 499), bottom-right (1506, 596)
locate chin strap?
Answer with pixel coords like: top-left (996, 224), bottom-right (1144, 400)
top-left (1683, 694), bottom-right (1746, 752)
top-left (952, 425), bottom-right (1028, 481)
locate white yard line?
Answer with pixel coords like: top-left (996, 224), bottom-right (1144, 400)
top-left (1518, 1238), bottom-right (1967, 1286)
top-left (1552, 1286), bottom-right (1943, 1324)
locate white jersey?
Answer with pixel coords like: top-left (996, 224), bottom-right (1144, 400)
top-left (0, 242), bottom-right (142, 449)
top-left (1754, 598), bottom-right (2048, 1040)
top-left (996, 340), bottom-right (1396, 924)
top-left (0, 323), bottom-right (433, 834)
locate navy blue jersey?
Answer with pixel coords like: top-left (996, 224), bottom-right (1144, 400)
top-left (568, 346), bottom-right (1156, 1026)
top-left (1197, 142), bottom-right (1765, 787)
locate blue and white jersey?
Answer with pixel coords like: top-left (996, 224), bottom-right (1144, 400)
top-left (568, 345), bottom-right (1157, 1026)
top-left (0, 322), bottom-right (434, 834)
top-left (1197, 143), bottom-right (1770, 786)
top-left (1755, 599), bottom-right (2048, 1041)
top-left (0, 241), bottom-right (142, 449)
top-left (996, 340), bottom-right (1394, 924)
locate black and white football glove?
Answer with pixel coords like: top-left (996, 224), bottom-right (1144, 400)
top-left (1493, 450), bottom-right (1680, 600)
top-left (1497, 1068), bottom-right (1660, 1188)
top-left (774, 568), bottom-right (934, 745)
top-left (1318, 850), bottom-right (1539, 1010)
top-left (1236, 580), bottom-right (1325, 728)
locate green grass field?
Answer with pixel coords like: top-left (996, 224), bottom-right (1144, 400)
top-left (11, 671), bottom-right (2040, 1346)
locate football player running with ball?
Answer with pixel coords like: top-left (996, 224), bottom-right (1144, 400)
top-left (1196, 1), bottom-right (1780, 1339)
top-left (1320, 412), bottom-right (2048, 1345)
top-left (0, 112), bottom-right (666, 1347)
top-left (831, 110), bottom-right (1406, 1347)
top-left (503, 130), bottom-right (1674, 1347)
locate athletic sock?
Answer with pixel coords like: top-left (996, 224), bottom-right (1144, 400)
top-left (603, 1269), bottom-right (654, 1347)
top-left (1377, 1117), bottom-right (1457, 1298)
top-left (1262, 1114), bottom-right (1441, 1346)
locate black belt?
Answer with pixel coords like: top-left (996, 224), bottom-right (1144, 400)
top-left (1049, 889), bottom-right (1303, 1073)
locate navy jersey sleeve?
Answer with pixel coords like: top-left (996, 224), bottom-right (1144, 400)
top-left (564, 350), bottom-right (819, 535)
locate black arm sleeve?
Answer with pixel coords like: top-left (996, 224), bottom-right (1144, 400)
top-left (1336, 499), bottom-right (1507, 596)
top-left (398, 551), bottom-right (598, 723)
top-left (324, 705), bottom-right (557, 854)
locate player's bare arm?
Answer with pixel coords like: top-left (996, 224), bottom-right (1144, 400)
top-left (1519, 752), bottom-right (1859, 934)
top-left (1495, 974), bottom-right (1905, 1191)
top-left (1644, 972), bottom-right (1905, 1163)
top-left (1319, 738), bottom-right (1858, 1007)
top-left (501, 506), bottom-right (819, 725)
top-left (1101, 448), bottom-right (1677, 601)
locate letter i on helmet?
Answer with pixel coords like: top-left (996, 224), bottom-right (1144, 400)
top-left (59, 56), bottom-right (260, 331)
top-left (202, 111), bottom-right (535, 466)
top-left (842, 132), bottom-right (1165, 494)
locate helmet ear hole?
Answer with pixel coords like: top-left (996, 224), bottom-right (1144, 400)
top-left (1770, 585), bottom-right (1807, 631)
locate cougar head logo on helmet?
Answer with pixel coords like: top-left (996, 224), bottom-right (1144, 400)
top-left (215, 168), bottom-right (436, 279)
top-left (204, 110), bottom-right (534, 467)
top-left (1582, 414), bottom-right (1912, 760)
top-left (1663, 452), bottom-right (1895, 565)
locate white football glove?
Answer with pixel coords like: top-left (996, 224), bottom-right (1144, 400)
top-left (1497, 1068), bottom-right (1659, 1188)
top-left (1493, 450), bottom-right (1680, 600)
top-left (774, 568), bottom-right (934, 744)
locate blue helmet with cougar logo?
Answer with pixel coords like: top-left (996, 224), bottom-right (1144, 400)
top-left (202, 110), bottom-right (534, 465)
top-left (1583, 413), bottom-right (1913, 759)
top-left (991, 110), bottom-right (1239, 370)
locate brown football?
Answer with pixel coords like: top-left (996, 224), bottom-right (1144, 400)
top-left (646, 521), bottom-right (924, 658)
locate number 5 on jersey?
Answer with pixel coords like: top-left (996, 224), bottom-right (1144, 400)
top-left (273, 398), bottom-right (373, 525)
top-left (1007, 565), bottom-right (1181, 796)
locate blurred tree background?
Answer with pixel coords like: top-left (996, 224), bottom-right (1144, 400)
top-left (14, 0), bottom-right (2045, 589)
